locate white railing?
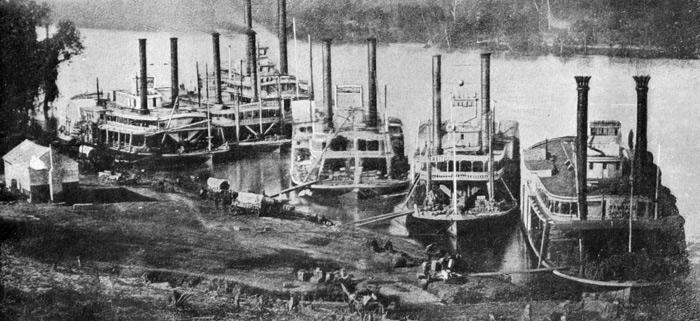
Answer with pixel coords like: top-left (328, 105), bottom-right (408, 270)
top-left (417, 168), bottom-right (504, 181)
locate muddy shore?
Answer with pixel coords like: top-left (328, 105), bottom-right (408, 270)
top-left (1, 183), bottom-right (698, 320)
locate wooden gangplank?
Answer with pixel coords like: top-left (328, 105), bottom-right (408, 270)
top-left (460, 266), bottom-right (569, 277)
top-left (268, 180), bottom-right (319, 198)
top-left (352, 210), bottom-right (412, 227)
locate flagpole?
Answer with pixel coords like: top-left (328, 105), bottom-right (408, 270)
top-left (654, 144), bottom-right (661, 219)
top-left (628, 146), bottom-right (635, 253)
top-left (451, 92), bottom-right (458, 216)
top-left (293, 17), bottom-right (300, 99)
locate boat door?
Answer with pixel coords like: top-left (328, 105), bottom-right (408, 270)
top-left (602, 162), bottom-right (610, 178)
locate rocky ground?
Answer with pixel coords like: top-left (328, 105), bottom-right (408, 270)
top-left (1, 183), bottom-right (699, 320)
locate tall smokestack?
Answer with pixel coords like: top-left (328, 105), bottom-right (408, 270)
top-left (634, 76), bottom-right (650, 157)
top-left (277, 0), bottom-right (288, 74)
top-left (212, 32), bottom-right (223, 104)
top-left (247, 29), bottom-right (259, 101)
top-left (245, 0), bottom-right (253, 76)
top-left (367, 38), bottom-right (378, 128)
top-left (575, 76), bottom-right (591, 221)
top-left (480, 53), bottom-right (491, 153)
top-left (245, 0), bottom-right (252, 29)
top-left (322, 38), bottom-right (333, 129)
top-left (170, 37), bottom-right (178, 108)
top-left (432, 55), bottom-right (442, 154)
top-left (139, 38), bottom-right (149, 115)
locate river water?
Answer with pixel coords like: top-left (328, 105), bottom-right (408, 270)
top-left (54, 28), bottom-right (700, 308)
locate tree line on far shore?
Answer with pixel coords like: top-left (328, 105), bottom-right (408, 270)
top-left (255, 0), bottom-right (700, 59)
top-left (0, 0), bottom-right (83, 156)
top-left (47, 0), bottom-right (700, 59)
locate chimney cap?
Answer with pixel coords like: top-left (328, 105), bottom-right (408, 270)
top-left (633, 75), bottom-right (651, 89)
top-left (575, 76), bottom-right (591, 89)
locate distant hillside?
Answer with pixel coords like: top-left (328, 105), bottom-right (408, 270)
top-left (48, 0), bottom-right (700, 58)
top-left (256, 0), bottom-right (700, 58)
top-left (47, 0), bottom-right (248, 33)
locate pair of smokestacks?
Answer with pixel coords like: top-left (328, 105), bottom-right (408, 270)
top-left (430, 53), bottom-right (492, 155)
top-left (319, 38), bottom-right (380, 130)
top-left (244, 0), bottom-right (289, 103)
top-left (574, 75), bottom-right (651, 221)
top-left (136, 33), bottom-right (223, 114)
top-left (243, 0), bottom-right (288, 72)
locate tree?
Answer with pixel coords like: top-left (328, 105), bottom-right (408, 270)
top-left (0, 0), bottom-right (83, 154)
top-left (39, 20), bottom-right (84, 129)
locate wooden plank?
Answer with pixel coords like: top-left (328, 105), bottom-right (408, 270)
top-left (353, 211), bottom-right (412, 227)
top-left (464, 266), bottom-right (568, 277)
top-left (268, 180), bottom-right (319, 197)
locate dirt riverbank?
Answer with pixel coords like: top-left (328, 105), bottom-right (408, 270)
top-left (1, 183), bottom-right (697, 320)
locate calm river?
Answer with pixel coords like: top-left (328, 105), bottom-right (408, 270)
top-left (55, 28), bottom-right (700, 306)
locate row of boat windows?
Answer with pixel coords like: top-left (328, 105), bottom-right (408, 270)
top-left (215, 109), bottom-right (280, 120)
top-left (537, 188), bottom-right (653, 218)
top-left (536, 188), bottom-right (579, 215)
top-left (589, 162), bottom-right (621, 170)
top-left (591, 127), bottom-right (619, 136)
top-left (103, 115), bottom-right (211, 128)
top-left (423, 161), bottom-right (491, 172)
top-left (313, 140), bottom-right (384, 151)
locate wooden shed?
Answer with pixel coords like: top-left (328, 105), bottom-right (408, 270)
top-left (3, 140), bottom-right (80, 203)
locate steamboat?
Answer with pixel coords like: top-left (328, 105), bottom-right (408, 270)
top-left (61, 0), bottom-right (310, 161)
top-left (398, 54), bottom-right (520, 237)
top-left (290, 38), bottom-right (410, 199)
top-left (521, 76), bottom-right (687, 287)
top-left (64, 39), bottom-right (229, 165)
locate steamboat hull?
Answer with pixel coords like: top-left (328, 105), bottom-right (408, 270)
top-left (306, 179), bottom-right (410, 199)
top-left (520, 203), bottom-right (687, 288)
top-left (406, 206), bottom-right (518, 237)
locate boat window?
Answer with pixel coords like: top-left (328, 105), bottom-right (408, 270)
top-left (571, 203), bottom-right (578, 216)
top-left (561, 202), bottom-right (571, 214)
top-left (460, 160), bottom-right (471, 172)
top-left (367, 140), bottom-right (379, 151)
top-left (589, 163), bottom-right (594, 170)
top-left (357, 139), bottom-right (367, 151)
top-left (437, 162), bottom-right (447, 171)
top-left (448, 160), bottom-right (455, 172)
top-left (616, 162), bottom-right (620, 170)
top-left (473, 161), bottom-right (483, 172)
top-left (602, 163), bottom-right (607, 169)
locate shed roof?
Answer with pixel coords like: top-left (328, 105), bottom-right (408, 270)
top-left (2, 140), bottom-right (50, 167)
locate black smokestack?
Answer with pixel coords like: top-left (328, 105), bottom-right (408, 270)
top-left (170, 37), bottom-right (178, 108)
top-left (212, 32), bottom-right (223, 104)
top-left (432, 55), bottom-right (442, 154)
top-left (575, 76), bottom-right (590, 221)
top-left (634, 76), bottom-right (650, 156)
top-left (244, 0), bottom-right (252, 29)
top-left (322, 38), bottom-right (333, 129)
top-left (247, 29), bottom-right (259, 101)
top-left (139, 38), bottom-right (149, 115)
top-left (367, 37), bottom-right (378, 128)
top-left (277, 0), bottom-right (288, 74)
top-left (481, 53), bottom-right (490, 153)
top-left (245, 0), bottom-right (253, 76)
